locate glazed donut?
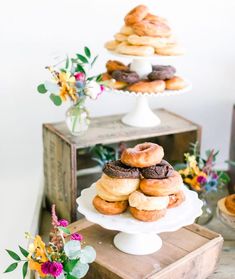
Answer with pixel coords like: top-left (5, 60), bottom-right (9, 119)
top-left (124, 5), bottom-right (149, 26)
top-left (121, 142), bottom-right (164, 168)
top-left (112, 70), bottom-right (140, 84)
top-left (165, 76), bottom-right (187, 90)
top-left (101, 73), bottom-right (128, 90)
top-left (115, 42), bottom-right (155, 56)
top-left (103, 160), bottom-right (140, 179)
top-left (168, 191), bottom-right (185, 208)
top-left (225, 194), bottom-right (235, 214)
top-left (96, 180), bottom-right (129, 201)
top-left (155, 44), bottom-right (185, 56)
top-left (104, 40), bottom-right (120, 51)
top-left (148, 65), bottom-right (176, 81)
top-left (129, 191), bottom-right (169, 211)
top-left (127, 34), bottom-right (175, 49)
top-left (114, 33), bottom-right (128, 42)
top-left (97, 174), bottom-right (139, 196)
top-left (140, 171), bottom-right (183, 196)
top-left (141, 160), bottom-right (174, 179)
top-left (93, 195), bottom-right (128, 215)
top-left (129, 206), bottom-right (166, 222)
top-left (120, 25), bottom-right (134, 35)
top-left (144, 13), bottom-right (168, 24)
top-left (106, 60), bottom-right (129, 74)
top-left (127, 80), bottom-right (166, 93)
top-left (132, 20), bottom-right (171, 38)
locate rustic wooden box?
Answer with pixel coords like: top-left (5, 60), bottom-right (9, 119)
top-left (68, 220), bottom-right (223, 279)
top-left (43, 109), bottom-right (201, 221)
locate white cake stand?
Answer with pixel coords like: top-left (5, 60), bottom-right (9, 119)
top-left (107, 52), bottom-right (192, 127)
top-left (76, 183), bottom-right (202, 256)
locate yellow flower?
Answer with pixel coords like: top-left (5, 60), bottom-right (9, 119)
top-left (59, 84), bottom-right (77, 102)
top-left (59, 72), bottom-right (75, 84)
top-left (29, 260), bottom-right (46, 278)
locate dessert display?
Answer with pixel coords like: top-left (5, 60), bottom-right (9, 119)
top-left (92, 142), bottom-right (185, 222)
top-left (105, 5), bottom-right (184, 57)
top-left (217, 194), bottom-right (235, 229)
top-left (102, 60), bottom-right (187, 93)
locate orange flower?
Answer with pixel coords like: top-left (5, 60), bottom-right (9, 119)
top-left (59, 84), bottom-right (77, 102)
top-left (29, 259), bottom-right (46, 278)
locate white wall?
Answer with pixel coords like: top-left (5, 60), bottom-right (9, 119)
top-left (1, 0), bottom-right (235, 277)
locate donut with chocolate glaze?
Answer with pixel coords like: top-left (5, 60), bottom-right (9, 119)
top-left (112, 70), bottom-right (140, 84)
top-left (103, 160), bottom-right (140, 179)
top-left (141, 160), bottom-right (174, 179)
top-left (148, 65), bottom-right (176, 81)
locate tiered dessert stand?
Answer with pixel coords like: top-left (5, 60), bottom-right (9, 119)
top-left (77, 183), bottom-right (202, 255)
top-left (107, 52), bottom-right (192, 128)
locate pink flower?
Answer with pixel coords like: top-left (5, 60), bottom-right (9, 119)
top-left (100, 85), bottom-right (105, 92)
top-left (58, 219), bottom-right (69, 227)
top-left (70, 233), bottom-right (83, 241)
top-left (41, 261), bottom-right (51, 275)
top-left (74, 72), bottom-right (85, 81)
top-left (197, 176), bottom-right (207, 184)
top-left (49, 262), bottom-right (63, 277)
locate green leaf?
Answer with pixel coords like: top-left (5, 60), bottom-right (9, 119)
top-left (37, 84), bottom-right (47, 94)
top-left (22, 261), bottom-right (28, 279)
top-left (91, 55), bottom-right (98, 67)
top-left (65, 56), bottom-right (70, 69)
top-left (70, 262), bottom-right (89, 278)
top-left (19, 246), bottom-right (29, 258)
top-left (6, 250), bottom-right (21, 261)
top-left (75, 64), bottom-right (85, 74)
top-left (58, 226), bottom-right (70, 234)
top-left (64, 259), bottom-right (79, 273)
top-left (79, 246), bottom-right (96, 264)
top-left (76, 54), bottom-right (89, 64)
top-left (66, 274), bottom-right (77, 279)
top-left (84, 46), bottom-right (91, 58)
top-left (96, 74), bottom-right (102, 82)
top-left (64, 240), bottom-right (81, 259)
top-left (50, 94), bottom-right (62, 106)
top-left (4, 263), bottom-right (18, 273)
top-left (225, 160), bottom-right (235, 167)
top-left (60, 68), bottom-right (67, 73)
top-left (218, 171), bottom-right (230, 184)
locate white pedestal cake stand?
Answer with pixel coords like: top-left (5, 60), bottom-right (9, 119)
top-left (107, 52), bottom-right (192, 127)
top-left (76, 183), bottom-right (202, 256)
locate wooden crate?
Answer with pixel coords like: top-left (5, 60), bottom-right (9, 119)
top-left (43, 109), bottom-right (201, 221)
top-left (68, 219), bottom-right (223, 279)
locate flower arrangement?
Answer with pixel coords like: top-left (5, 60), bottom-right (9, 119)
top-left (177, 142), bottom-right (230, 193)
top-left (37, 47), bottom-right (104, 135)
top-left (4, 205), bottom-right (96, 279)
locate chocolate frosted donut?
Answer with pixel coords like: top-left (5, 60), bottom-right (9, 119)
top-left (140, 160), bottom-right (174, 179)
top-left (148, 65), bottom-right (176, 81)
top-left (112, 70), bottom-right (140, 84)
top-left (103, 160), bottom-right (140, 179)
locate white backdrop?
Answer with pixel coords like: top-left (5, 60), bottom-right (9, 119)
top-left (1, 0), bottom-right (235, 277)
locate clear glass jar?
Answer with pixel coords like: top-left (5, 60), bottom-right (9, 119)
top-left (65, 100), bottom-right (90, 136)
top-left (196, 191), bottom-right (214, 225)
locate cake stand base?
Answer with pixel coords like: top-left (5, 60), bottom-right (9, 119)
top-left (122, 95), bottom-right (161, 127)
top-left (113, 232), bottom-right (162, 255)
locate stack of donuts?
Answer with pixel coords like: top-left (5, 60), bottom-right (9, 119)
top-left (93, 142), bottom-right (185, 222)
top-left (105, 5), bottom-right (184, 56)
top-left (102, 60), bottom-right (187, 93)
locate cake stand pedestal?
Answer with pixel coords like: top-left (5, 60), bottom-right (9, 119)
top-left (76, 184), bottom-right (202, 255)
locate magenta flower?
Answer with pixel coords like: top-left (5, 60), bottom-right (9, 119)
top-left (197, 176), bottom-right (207, 184)
top-left (41, 261), bottom-right (51, 275)
top-left (100, 85), bottom-right (105, 92)
top-left (212, 173), bottom-right (218, 180)
top-left (71, 233), bottom-right (83, 241)
top-left (74, 72), bottom-right (85, 81)
top-left (49, 262), bottom-right (63, 277)
top-left (58, 219), bottom-right (69, 227)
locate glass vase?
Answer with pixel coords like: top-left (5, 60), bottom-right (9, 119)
top-left (66, 100), bottom-right (90, 136)
top-left (196, 191), bottom-right (214, 225)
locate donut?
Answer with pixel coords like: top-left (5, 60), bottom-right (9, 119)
top-left (121, 142), bottom-right (164, 168)
top-left (97, 174), bottom-right (139, 196)
top-left (112, 70), bottom-right (140, 84)
top-left (168, 191), bottom-right (185, 208)
top-left (115, 42), bottom-right (155, 56)
top-left (103, 160), bottom-right (140, 178)
top-left (140, 171), bottom-right (183, 196)
top-left (155, 44), bottom-right (185, 56)
top-left (101, 73), bottom-right (128, 90)
top-left (129, 191), bottom-right (169, 211)
top-left (96, 180), bottom-right (129, 201)
top-left (127, 80), bottom-right (165, 93)
top-left (144, 13), bottom-right (168, 24)
top-left (225, 194), bottom-right (235, 214)
top-left (129, 206), bottom-right (166, 222)
top-left (148, 65), bottom-right (176, 81)
top-left (93, 195), bottom-right (128, 215)
top-left (105, 40), bottom-right (120, 51)
top-left (141, 160), bottom-right (174, 179)
top-left (114, 33), bottom-right (128, 42)
top-left (124, 5), bottom-right (149, 26)
top-left (132, 20), bottom-right (171, 38)
top-left (120, 25), bottom-right (134, 35)
top-left (165, 76), bottom-right (187, 90)
top-left (106, 60), bottom-right (129, 74)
